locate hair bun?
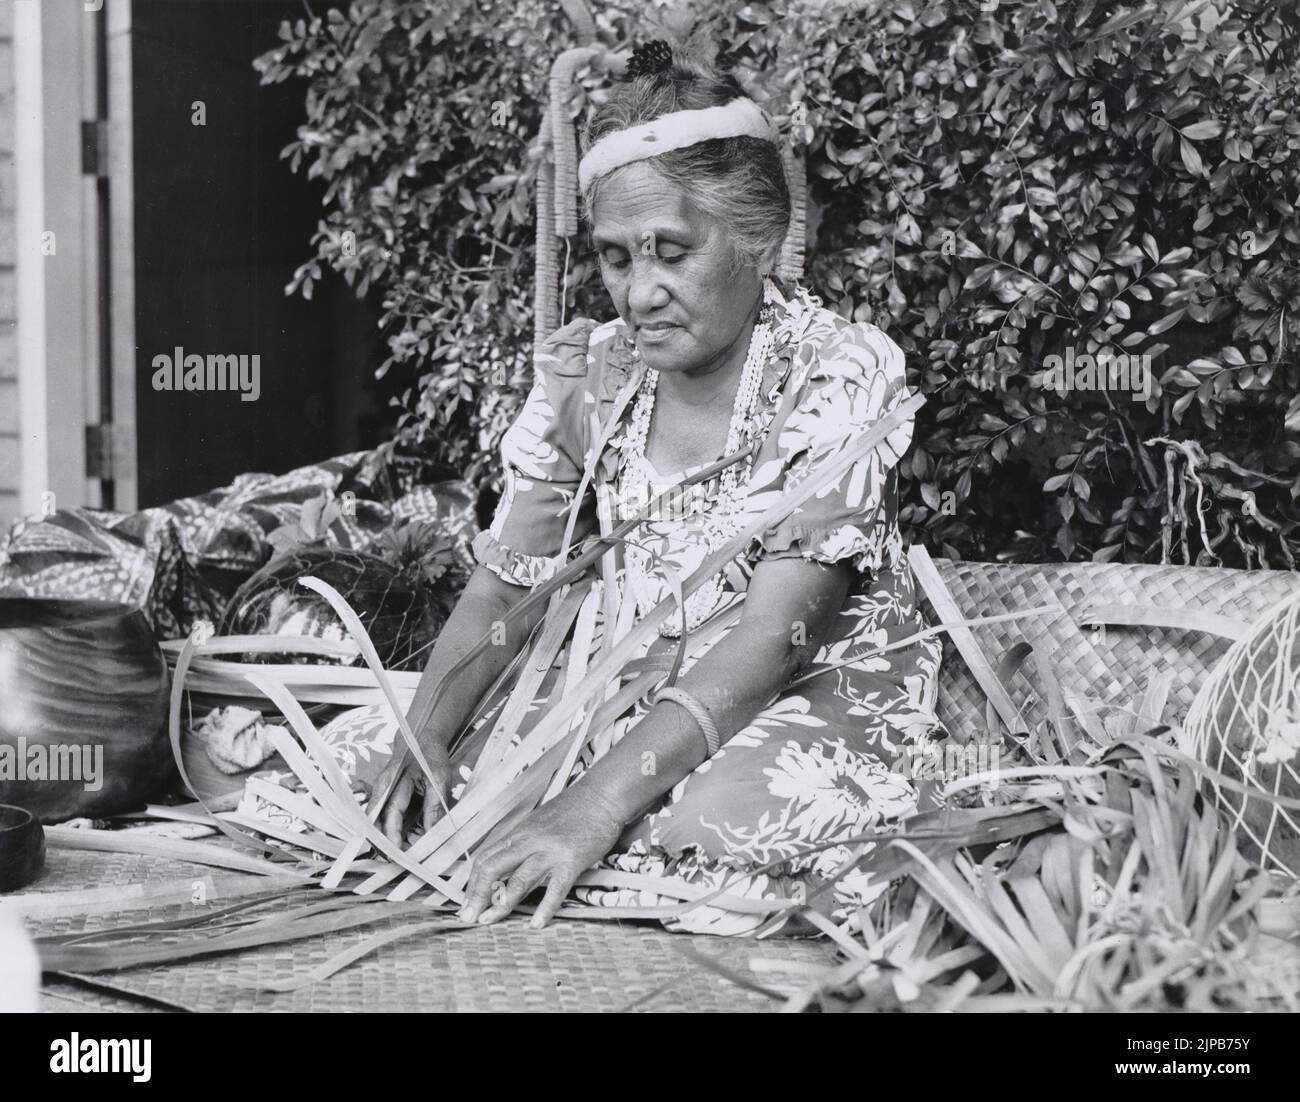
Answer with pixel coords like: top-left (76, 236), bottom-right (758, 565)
top-left (625, 40), bottom-right (674, 81)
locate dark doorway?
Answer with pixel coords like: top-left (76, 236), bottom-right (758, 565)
top-left (129, 0), bottom-right (385, 507)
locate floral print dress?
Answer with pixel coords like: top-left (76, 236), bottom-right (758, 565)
top-left (464, 281), bottom-right (945, 934)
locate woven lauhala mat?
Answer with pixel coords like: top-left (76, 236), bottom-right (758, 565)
top-left (22, 849), bottom-right (832, 1013)
top-left (926, 559), bottom-right (1300, 742)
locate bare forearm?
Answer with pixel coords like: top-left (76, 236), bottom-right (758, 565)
top-left (576, 611), bottom-right (814, 821)
top-left (405, 567), bottom-right (544, 750)
top-left (574, 559), bottom-right (851, 821)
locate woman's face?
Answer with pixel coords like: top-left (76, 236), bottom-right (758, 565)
top-left (591, 162), bottom-right (764, 377)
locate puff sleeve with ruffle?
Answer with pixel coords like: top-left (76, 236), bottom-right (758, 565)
top-left (471, 319), bottom-right (599, 587)
top-left (745, 321), bottom-right (914, 576)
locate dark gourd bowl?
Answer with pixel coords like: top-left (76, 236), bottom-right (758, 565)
top-left (0, 803), bottom-right (45, 892)
top-left (0, 598), bottom-right (174, 822)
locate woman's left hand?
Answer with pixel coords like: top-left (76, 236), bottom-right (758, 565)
top-left (459, 783), bottom-right (627, 928)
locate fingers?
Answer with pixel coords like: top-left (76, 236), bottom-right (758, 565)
top-left (475, 853), bottom-right (551, 925)
top-left (380, 770), bottom-right (415, 847)
top-left (460, 845), bottom-right (519, 923)
top-left (529, 872), bottom-right (573, 930)
top-left (462, 850), bottom-right (575, 928)
top-left (421, 786), bottom-right (446, 836)
top-left (378, 744), bottom-right (454, 846)
top-left (420, 761), bottom-right (453, 836)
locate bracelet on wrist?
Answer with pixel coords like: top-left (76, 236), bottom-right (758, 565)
top-left (653, 686), bottom-right (721, 758)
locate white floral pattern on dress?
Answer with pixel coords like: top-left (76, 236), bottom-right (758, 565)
top-left (273, 285), bottom-right (946, 935)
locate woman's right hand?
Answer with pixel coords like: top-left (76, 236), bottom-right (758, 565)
top-left (375, 738), bottom-right (456, 847)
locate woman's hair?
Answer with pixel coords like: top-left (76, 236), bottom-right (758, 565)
top-left (580, 47), bottom-right (790, 275)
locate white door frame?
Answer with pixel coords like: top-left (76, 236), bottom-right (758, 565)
top-left (13, 0), bottom-right (136, 517)
top-left (106, 0), bottom-right (137, 511)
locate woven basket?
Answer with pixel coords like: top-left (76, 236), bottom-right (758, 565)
top-left (921, 558), bottom-right (1300, 745)
top-left (1181, 590), bottom-right (1300, 877)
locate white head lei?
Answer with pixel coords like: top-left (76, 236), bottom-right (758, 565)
top-left (577, 98), bottom-right (777, 192)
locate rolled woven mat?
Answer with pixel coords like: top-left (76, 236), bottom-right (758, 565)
top-left (919, 558), bottom-right (1300, 744)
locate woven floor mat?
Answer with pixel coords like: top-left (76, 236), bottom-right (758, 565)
top-left (21, 849), bottom-right (832, 1013)
top-left (41, 980), bottom-right (175, 1014)
top-left (927, 559), bottom-right (1300, 742)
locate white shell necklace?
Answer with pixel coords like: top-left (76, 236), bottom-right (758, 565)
top-left (623, 278), bottom-right (781, 637)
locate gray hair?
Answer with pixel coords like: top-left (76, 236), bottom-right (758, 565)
top-left (580, 49), bottom-right (790, 276)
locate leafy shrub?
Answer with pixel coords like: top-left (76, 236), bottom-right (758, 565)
top-left (258, 0), bottom-right (1300, 568)
top-left (256, 0), bottom-right (572, 487)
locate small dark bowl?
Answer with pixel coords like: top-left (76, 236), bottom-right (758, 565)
top-left (0, 804), bottom-right (45, 893)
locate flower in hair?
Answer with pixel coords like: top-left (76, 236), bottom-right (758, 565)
top-left (626, 39), bottom-right (674, 80)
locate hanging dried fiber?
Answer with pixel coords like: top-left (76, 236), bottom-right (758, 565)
top-left (779, 147), bottom-right (807, 283)
top-left (533, 110), bottom-right (559, 348)
top-left (557, 0), bottom-right (597, 44)
top-left (550, 49), bottom-right (599, 241)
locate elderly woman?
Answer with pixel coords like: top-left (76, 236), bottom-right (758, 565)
top-left (377, 43), bottom-right (942, 935)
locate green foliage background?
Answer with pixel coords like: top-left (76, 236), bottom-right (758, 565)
top-left (256, 0), bottom-right (1300, 568)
